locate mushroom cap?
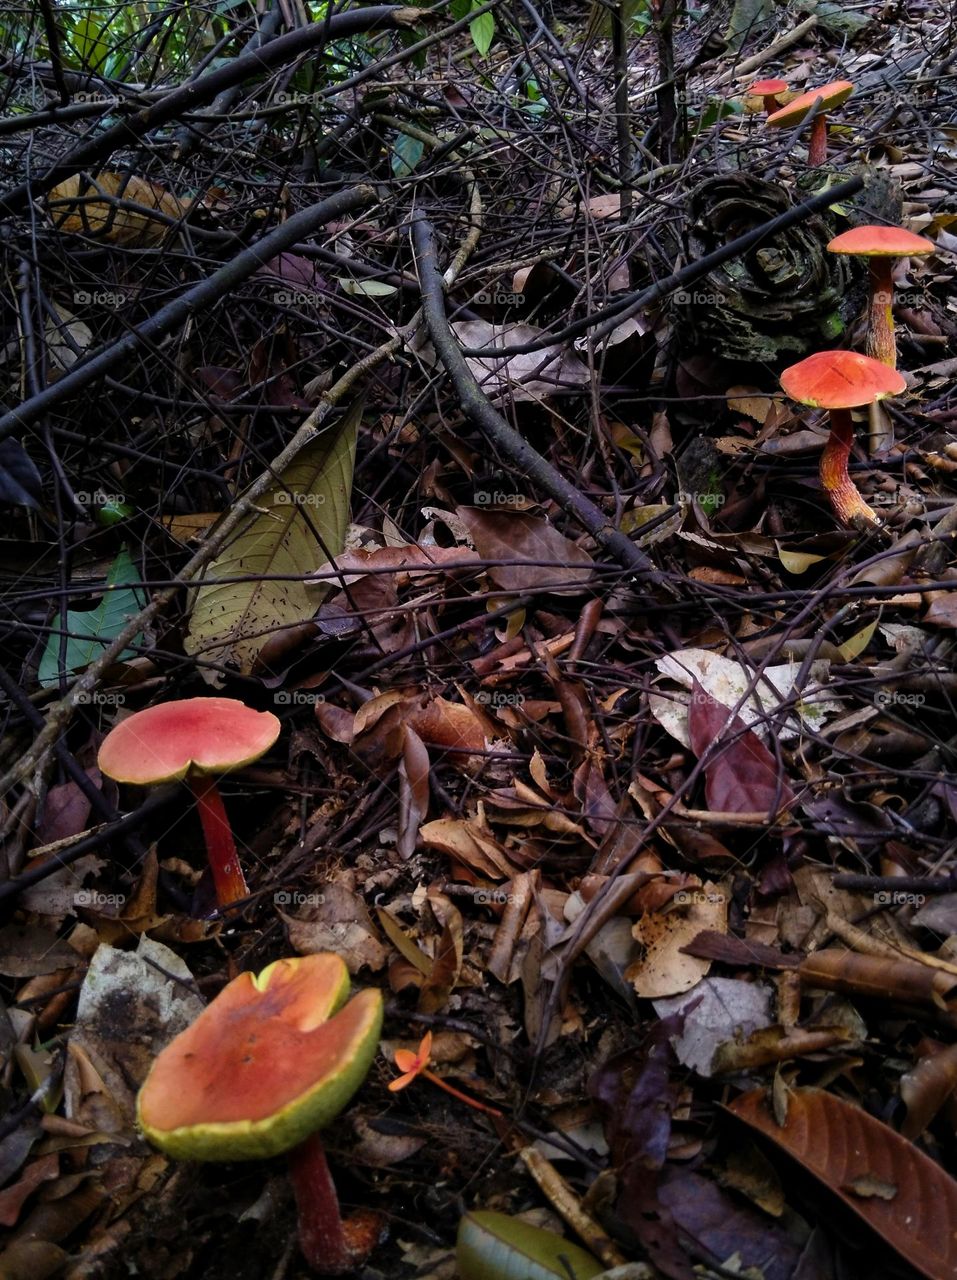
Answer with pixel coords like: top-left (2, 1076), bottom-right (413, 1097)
top-left (97, 696), bottom-right (280, 785)
top-left (781, 350), bottom-right (906, 410)
top-left (750, 78), bottom-right (788, 95)
top-left (767, 80), bottom-right (854, 126)
top-left (827, 225), bottom-right (935, 258)
top-left (137, 954), bottom-right (384, 1161)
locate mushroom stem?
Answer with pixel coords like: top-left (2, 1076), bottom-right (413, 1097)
top-left (821, 408), bottom-right (880, 528)
top-left (761, 92), bottom-right (781, 114)
top-left (187, 773), bottom-right (249, 908)
top-left (866, 258), bottom-right (897, 367)
top-left (288, 1134), bottom-right (353, 1274)
top-left (807, 110), bottom-right (828, 165)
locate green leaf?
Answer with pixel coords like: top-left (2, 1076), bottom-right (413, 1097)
top-left (469, 8), bottom-right (495, 55)
top-left (38, 547), bottom-right (147, 687)
top-left (184, 403), bottom-right (359, 682)
top-left (391, 131), bottom-right (425, 177)
top-left (68, 12), bottom-right (111, 73)
top-left (457, 1211), bottom-right (603, 1280)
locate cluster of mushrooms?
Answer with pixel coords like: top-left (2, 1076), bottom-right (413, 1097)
top-left (90, 77), bottom-right (940, 1278)
top-left (97, 705), bottom-right (390, 1272)
top-left (747, 78), bottom-right (935, 528)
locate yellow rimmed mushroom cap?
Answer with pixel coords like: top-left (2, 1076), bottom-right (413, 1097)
top-left (766, 80), bottom-right (854, 127)
top-left (137, 953), bottom-right (384, 1161)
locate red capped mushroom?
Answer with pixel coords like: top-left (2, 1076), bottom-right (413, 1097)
top-left (780, 351), bottom-right (905, 527)
top-left (749, 78), bottom-right (788, 114)
top-left (97, 697), bottom-right (280, 909)
top-left (826, 225), bottom-right (935, 369)
top-left (767, 80), bottom-right (854, 165)
top-left (138, 952), bottom-right (384, 1274)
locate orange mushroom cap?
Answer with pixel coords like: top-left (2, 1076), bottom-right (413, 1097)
top-left (827, 225), bottom-right (935, 258)
top-left (767, 80), bottom-right (854, 126)
top-left (97, 696), bottom-right (281, 785)
top-left (750, 78), bottom-right (787, 96)
top-left (137, 953), bottom-right (383, 1161)
top-left (780, 350), bottom-right (906, 410)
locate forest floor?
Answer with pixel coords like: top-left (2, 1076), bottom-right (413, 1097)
top-left (0, 1), bottom-right (956, 1277)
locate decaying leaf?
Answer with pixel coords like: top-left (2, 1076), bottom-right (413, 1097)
top-left (423, 320), bottom-right (589, 404)
top-left (626, 885), bottom-right (727, 998)
top-left (727, 1088), bottom-right (957, 1280)
top-left (47, 173), bottom-right (188, 245)
top-left (185, 404), bottom-right (358, 681)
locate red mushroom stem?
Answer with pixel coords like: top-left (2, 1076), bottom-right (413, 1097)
top-left (820, 409), bottom-right (880, 528)
top-left (288, 1134), bottom-right (382, 1275)
top-left (761, 92), bottom-right (780, 113)
top-left (187, 773), bottom-right (250, 908)
top-left (288, 1134), bottom-right (352, 1274)
top-left (866, 258), bottom-right (897, 367)
top-left (807, 109), bottom-right (828, 166)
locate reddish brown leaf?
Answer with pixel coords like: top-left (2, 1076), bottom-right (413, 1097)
top-left (727, 1088), bottom-right (957, 1280)
top-left (0, 1155), bottom-right (59, 1227)
top-left (687, 682), bottom-right (795, 817)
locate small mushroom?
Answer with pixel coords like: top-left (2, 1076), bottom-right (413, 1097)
top-left (826, 225), bottom-right (935, 369)
top-left (767, 80), bottom-right (854, 165)
top-left (749, 78), bottom-right (787, 114)
top-left (138, 953), bottom-right (384, 1274)
top-left (780, 350), bottom-right (906, 527)
top-left (97, 697), bottom-right (280, 909)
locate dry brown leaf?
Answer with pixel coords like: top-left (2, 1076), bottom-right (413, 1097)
top-left (281, 883), bottom-right (387, 973)
top-left (626, 885), bottom-right (727, 998)
top-left (47, 173), bottom-right (187, 245)
top-left (418, 891), bottom-right (464, 1013)
top-left (419, 815), bottom-right (518, 879)
top-left (728, 1087), bottom-right (957, 1280)
top-left (397, 725), bottom-right (430, 860)
top-left (457, 507), bottom-right (593, 593)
